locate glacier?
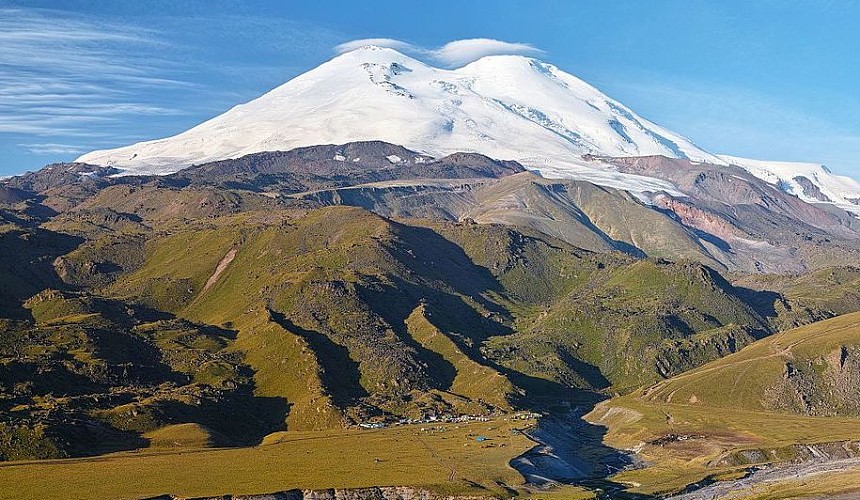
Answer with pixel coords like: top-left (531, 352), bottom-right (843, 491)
top-left (77, 45), bottom-right (860, 209)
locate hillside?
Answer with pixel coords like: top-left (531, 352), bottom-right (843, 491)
top-left (586, 312), bottom-right (860, 496)
top-left (2, 143), bottom-right (860, 462)
top-left (0, 193), bottom-right (805, 461)
top-left (102, 206), bottom-right (777, 412)
top-left (0, 289), bottom-right (285, 460)
top-left (733, 266), bottom-right (860, 329)
top-left (639, 311), bottom-right (860, 416)
top-left (1, 138), bottom-right (860, 499)
top-left (8, 141), bottom-right (860, 275)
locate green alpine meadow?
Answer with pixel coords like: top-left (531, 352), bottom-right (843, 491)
top-left (2, 4), bottom-right (860, 499)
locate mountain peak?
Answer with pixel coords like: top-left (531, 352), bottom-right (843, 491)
top-left (329, 44), bottom-right (426, 66)
top-left (77, 48), bottom-right (722, 192)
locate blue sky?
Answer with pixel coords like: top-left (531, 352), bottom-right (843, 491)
top-left (2, 0), bottom-right (859, 178)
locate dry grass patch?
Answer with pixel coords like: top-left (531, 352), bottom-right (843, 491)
top-left (0, 417), bottom-right (536, 500)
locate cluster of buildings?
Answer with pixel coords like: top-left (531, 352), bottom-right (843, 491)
top-left (357, 411), bottom-right (540, 430)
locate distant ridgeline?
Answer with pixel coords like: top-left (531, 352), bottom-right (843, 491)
top-left (1, 139), bottom-right (860, 463)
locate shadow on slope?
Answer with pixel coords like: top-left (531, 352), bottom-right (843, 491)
top-left (0, 229), bottom-right (83, 318)
top-left (267, 309), bottom-right (369, 407)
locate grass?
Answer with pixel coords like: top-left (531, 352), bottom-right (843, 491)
top-left (734, 266), bottom-right (860, 329)
top-left (593, 400), bottom-right (860, 495)
top-left (405, 304), bottom-right (516, 411)
top-left (143, 423), bottom-right (214, 449)
top-left (518, 485), bottom-right (595, 499)
top-left (0, 417), bottom-right (536, 500)
top-left (100, 207), bottom-right (788, 420)
top-left (586, 312), bottom-right (860, 496)
top-left (736, 466), bottom-right (860, 499)
top-left (231, 309), bottom-right (344, 430)
top-left (637, 311), bottom-right (860, 412)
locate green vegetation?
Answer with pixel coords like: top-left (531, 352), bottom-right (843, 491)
top-left (735, 265), bottom-right (860, 329)
top-left (143, 422), bottom-right (217, 449)
top-left (3, 154), bottom-right (860, 499)
top-left (405, 304), bottom-right (517, 413)
top-left (2, 199), bottom-right (850, 466)
top-left (587, 312), bottom-right (860, 496)
top-left (0, 417), bottom-right (536, 500)
top-left (0, 289), bottom-right (283, 459)
top-left (639, 311), bottom-right (860, 415)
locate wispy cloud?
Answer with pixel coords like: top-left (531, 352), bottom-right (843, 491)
top-left (0, 7), bottom-right (190, 140)
top-left (334, 38), bottom-right (545, 67)
top-left (17, 143), bottom-right (87, 155)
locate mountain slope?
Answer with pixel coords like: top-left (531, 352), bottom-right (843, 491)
top-left (77, 46), bottom-right (721, 192)
top-left (586, 312), bottom-right (860, 496)
top-left (719, 155), bottom-right (860, 214)
top-left (96, 206), bottom-right (783, 408)
top-left (638, 311), bottom-right (860, 416)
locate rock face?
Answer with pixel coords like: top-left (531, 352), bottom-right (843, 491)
top-left (763, 345), bottom-right (860, 416)
top-left (171, 141), bottom-right (525, 193)
top-left (152, 486), bottom-right (495, 500)
top-left (794, 175), bottom-right (833, 203)
top-left (0, 186), bottom-right (35, 204)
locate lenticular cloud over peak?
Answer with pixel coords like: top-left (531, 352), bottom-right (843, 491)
top-left (431, 39), bottom-right (544, 67)
top-left (334, 38), bottom-right (417, 54)
top-left (333, 37), bottom-right (544, 68)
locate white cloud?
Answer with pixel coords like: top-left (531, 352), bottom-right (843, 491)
top-left (432, 39), bottom-right (544, 67)
top-left (334, 38), bottom-right (418, 54)
top-left (0, 8), bottom-right (189, 140)
top-left (334, 37), bottom-right (545, 68)
top-left (17, 143), bottom-right (87, 155)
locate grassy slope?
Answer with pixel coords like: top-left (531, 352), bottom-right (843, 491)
top-left (8, 201), bottom-right (848, 499)
top-left (639, 311), bottom-right (860, 412)
top-left (586, 312), bottom-right (860, 495)
top-left (0, 289), bottom-right (287, 455)
top-left (0, 418), bottom-right (536, 500)
top-left (405, 304), bottom-right (515, 412)
top-left (104, 208), bottom-right (780, 415)
top-left (734, 266), bottom-right (860, 329)
top-left (484, 258), bottom-right (770, 393)
top-left (413, 221), bottom-right (767, 393)
top-left (230, 310), bottom-right (345, 430)
top-left (143, 423), bottom-right (216, 449)
top-left (107, 208), bottom-right (526, 426)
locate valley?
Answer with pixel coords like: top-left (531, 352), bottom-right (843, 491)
top-left (2, 41), bottom-right (860, 500)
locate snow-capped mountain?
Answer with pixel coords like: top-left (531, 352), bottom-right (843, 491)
top-left (77, 45), bottom-right (723, 193)
top-left (719, 155), bottom-right (860, 213)
top-left (77, 45), bottom-right (860, 213)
